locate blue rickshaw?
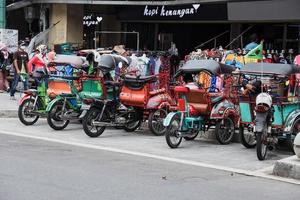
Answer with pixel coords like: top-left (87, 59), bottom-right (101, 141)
top-left (237, 63), bottom-right (300, 160)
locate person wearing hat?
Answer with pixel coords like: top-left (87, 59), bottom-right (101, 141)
top-left (10, 42), bottom-right (29, 100)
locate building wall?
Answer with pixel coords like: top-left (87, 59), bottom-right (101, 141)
top-left (67, 4), bottom-right (83, 44)
top-left (48, 4), bottom-right (67, 47)
top-left (48, 4), bottom-right (83, 48)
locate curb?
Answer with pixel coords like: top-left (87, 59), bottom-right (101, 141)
top-left (0, 110), bottom-right (18, 118)
top-left (273, 156), bottom-right (300, 180)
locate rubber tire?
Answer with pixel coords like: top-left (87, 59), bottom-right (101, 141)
top-left (123, 110), bottom-right (142, 132)
top-left (215, 118), bottom-right (235, 145)
top-left (287, 117), bottom-right (300, 153)
top-left (18, 98), bottom-right (39, 126)
top-left (47, 100), bottom-right (70, 131)
top-left (184, 132), bottom-right (199, 141)
top-left (148, 109), bottom-right (168, 136)
top-left (165, 115), bottom-right (182, 148)
top-left (83, 107), bottom-right (106, 138)
top-left (123, 120), bottom-right (142, 132)
top-left (256, 131), bottom-right (268, 161)
top-left (240, 126), bottom-right (256, 148)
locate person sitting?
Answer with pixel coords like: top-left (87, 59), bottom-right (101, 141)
top-left (241, 76), bottom-right (262, 96)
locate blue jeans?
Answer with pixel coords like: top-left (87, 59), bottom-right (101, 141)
top-left (10, 73), bottom-right (29, 97)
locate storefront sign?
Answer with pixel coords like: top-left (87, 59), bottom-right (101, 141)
top-left (83, 14), bottom-right (102, 27)
top-left (0, 29), bottom-right (18, 52)
top-left (143, 4), bottom-right (200, 18)
top-left (117, 4), bottom-right (227, 21)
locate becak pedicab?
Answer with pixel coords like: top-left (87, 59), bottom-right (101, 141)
top-left (46, 54), bottom-right (104, 130)
top-left (163, 60), bottom-right (239, 148)
top-left (237, 63), bottom-right (300, 160)
top-left (18, 53), bottom-right (74, 126)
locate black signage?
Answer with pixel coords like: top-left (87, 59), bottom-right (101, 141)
top-left (117, 4), bottom-right (227, 21)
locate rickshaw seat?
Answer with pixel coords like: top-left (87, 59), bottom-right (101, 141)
top-left (186, 88), bottom-right (210, 115)
top-left (174, 86), bottom-right (190, 93)
top-left (24, 89), bottom-right (38, 95)
top-left (124, 75), bottom-right (157, 83)
top-left (189, 103), bottom-right (208, 115)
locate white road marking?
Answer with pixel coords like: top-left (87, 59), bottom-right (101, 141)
top-left (1, 130), bottom-right (300, 185)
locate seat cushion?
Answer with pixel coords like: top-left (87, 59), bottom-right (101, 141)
top-left (189, 103), bottom-right (209, 115)
top-left (186, 89), bottom-right (210, 115)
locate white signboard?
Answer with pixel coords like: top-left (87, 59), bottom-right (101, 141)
top-left (143, 4), bottom-right (200, 18)
top-left (0, 29), bottom-right (18, 52)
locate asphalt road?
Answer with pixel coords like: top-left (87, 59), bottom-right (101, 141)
top-left (1, 133), bottom-right (300, 200)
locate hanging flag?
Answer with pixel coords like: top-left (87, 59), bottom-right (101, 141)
top-left (245, 42), bottom-right (263, 60)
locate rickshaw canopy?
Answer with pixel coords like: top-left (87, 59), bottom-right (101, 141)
top-left (97, 54), bottom-right (130, 72)
top-left (240, 63), bottom-right (300, 76)
top-left (52, 54), bottom-right (85, 68)
top-left (175, 60), bottom-right (236, 77)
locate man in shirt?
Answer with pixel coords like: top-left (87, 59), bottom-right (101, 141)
top-left (10, 42), bottom-right (29, 100)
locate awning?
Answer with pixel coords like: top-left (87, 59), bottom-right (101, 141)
top-left (7, 0), bottom-right (234, 11)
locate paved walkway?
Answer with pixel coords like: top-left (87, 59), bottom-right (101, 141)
top-left (0, 92), bottom-right (20, 117)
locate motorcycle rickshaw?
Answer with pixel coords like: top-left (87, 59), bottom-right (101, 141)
top-left (46, 55), bottom-right (104, 130)
top-left (18, 61), bottom-right (73, 126)
top-left (82, 54), bottom-right (142, 137)
top-left (163, 60), bottom-right (238, 148)
top-left (119, 74), bottom-right (175, 136)
top-left (237, 63), bottom-right (300, 160)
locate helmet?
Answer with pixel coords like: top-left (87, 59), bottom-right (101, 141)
top-left (36, 44), bottom-right (47, 54)
top-left (256, 93), bottom-right (272, 108)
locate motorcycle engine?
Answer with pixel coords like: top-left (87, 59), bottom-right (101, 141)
top-left (115, 117), bottom-right (126, 124)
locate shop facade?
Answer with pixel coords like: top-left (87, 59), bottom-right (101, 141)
top-left (5, 0), bottom-right (300, 56)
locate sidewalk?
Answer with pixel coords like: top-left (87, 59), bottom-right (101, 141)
top-left (0, 92), bottom-right (20, 118)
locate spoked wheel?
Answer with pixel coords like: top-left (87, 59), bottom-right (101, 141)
top-left (148, 109), bottom-right (168, 136)
top-left (240, 126), bottom-right (256, 148)
top-left (83, 107), bottom-right (107, 138)
top-left (289, 117), bottom-right (300, 152)
top-left (124, 109), bottom-right (142, 132)
top-left (18, 98), bottom-right (39, 125)
top-left (165, 115), bottom-right (182, 148)
top-left (215, 118), bottom-right (235, 145)
top-left (256, 128), bottom-right (268, 161)
top-left (184, 132), bottom-right (199, 141)
top-left (47, 100), bottom-right (70, 130)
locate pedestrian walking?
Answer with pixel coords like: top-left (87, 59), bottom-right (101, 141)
top-left (10, 42), bottom-right (29, 100)
top-left (0, 43), bottom-right (10, 93)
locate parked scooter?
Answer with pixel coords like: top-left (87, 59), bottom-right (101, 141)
top-left (82, 54), bottom-right (142, 137)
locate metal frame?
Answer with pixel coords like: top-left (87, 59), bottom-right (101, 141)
top-left (94, 31), bottom-right (140, 51)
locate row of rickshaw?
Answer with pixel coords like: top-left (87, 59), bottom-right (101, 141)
top-left (18, 52), bottom-right (300, 160)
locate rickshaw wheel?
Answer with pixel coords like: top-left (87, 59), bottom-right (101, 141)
top-left (256, 129), bottom-right (268, 161)
top-left (82, 107), bottom-right (106, 138)
top-left (47, 100), bottom-right (70, 131)
top-left (184, 132), bottom-right (199, 141)
top-left (165, 115), bottom-right (182, 148)
top-left (148, 109), bottom-right (168, 136)
top-left (215, 118), bottom-right (235, 145)
top-left (240, 126), bottom-right (256, 148)
top-left (123, 110), bottom-right (142, 132)
top-left (18, 98), bottom-right (39, 126)
top-left (289, 117), bottom-right (300, 152)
